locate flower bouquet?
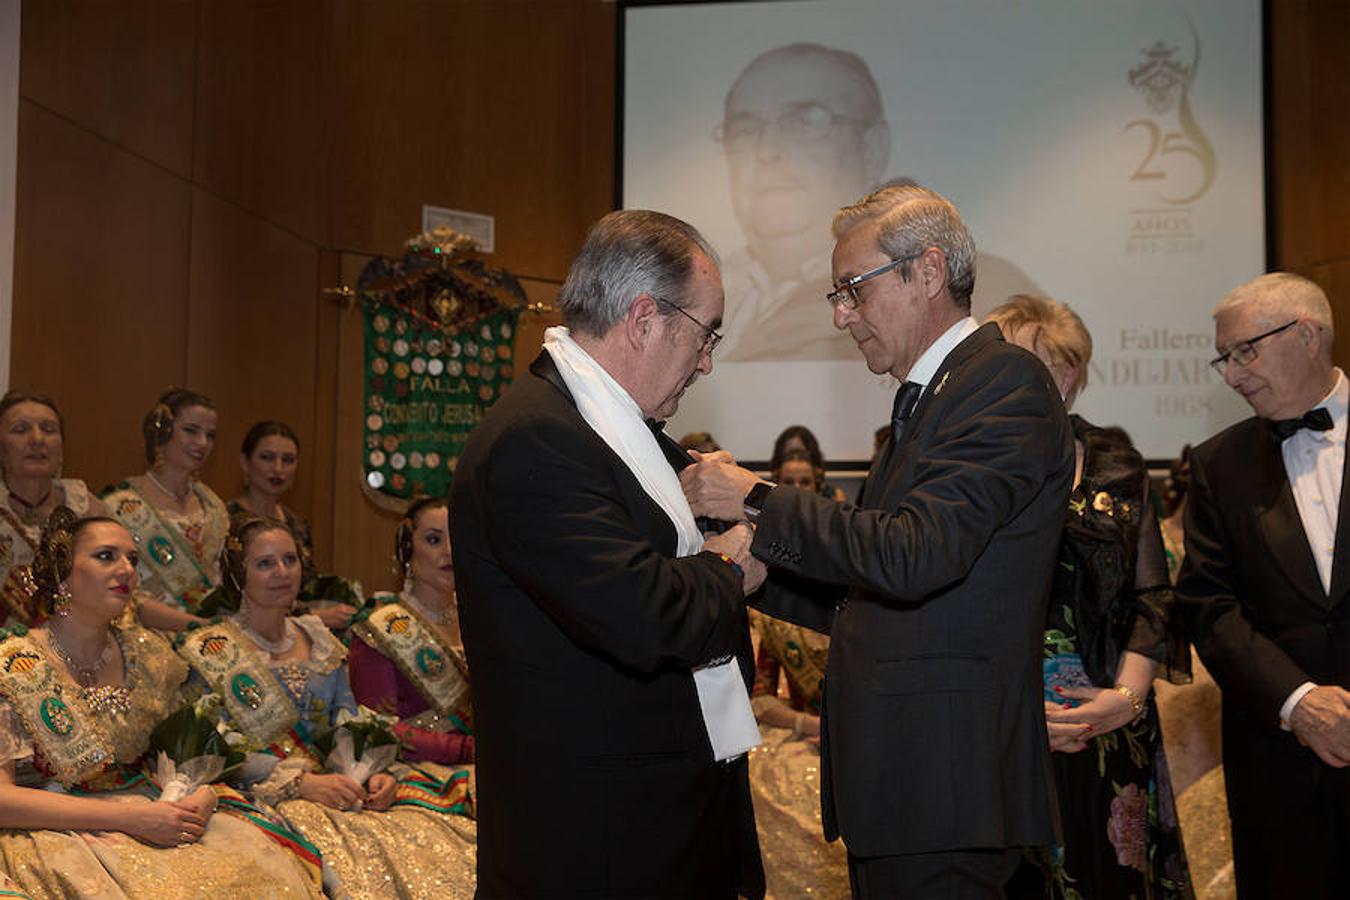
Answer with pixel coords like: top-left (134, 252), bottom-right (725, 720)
top-left (148, 694), bottom-right (249, 802)
top-left (312, 705), bottom-right (400, 810)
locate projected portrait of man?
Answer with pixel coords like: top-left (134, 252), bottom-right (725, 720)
top-left (716, 43), bottom-right (891, 362)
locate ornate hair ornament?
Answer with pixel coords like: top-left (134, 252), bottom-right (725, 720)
top-left (151, 402), bottom-right (175, 438)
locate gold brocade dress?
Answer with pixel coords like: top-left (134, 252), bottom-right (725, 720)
top-left (224, 616), bottom-right (478, 900)
top-left (0, 624), bottom-right (322, 899)
top-left (750, 614), bottom-right (849, 900)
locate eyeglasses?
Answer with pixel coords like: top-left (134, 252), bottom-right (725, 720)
top-left (714, 102), bottom-right (873, 151)
top-left (1209, 320), bottom-right (1298, 375)
top-left (826, 252), bottom-right (923, 310)
top-left (655, 297), bottom-right (723, 356)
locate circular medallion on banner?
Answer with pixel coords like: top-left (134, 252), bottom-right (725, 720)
top-left (394, 382), bottom-right (409, 398)
top-left (478, 384), bottom-right (494, 401)
top-left (411, 357), bottom-right (427, 374)
top-left (40, 696), bottom-right (74, 735)
top-left (480, 324), bottom-right (493, 340)
top-left (382, 435), bottom-right (400, 452)
top-left (372, 358), bottom-right (389, 375)
top-left (369, 450), bottom-right (386, 467)
top-left (375, 336), bottom-right (390, 353)
top-left (466, 362), bottom-right (480, 377)
top-left (373, 314), bottom-right (390, 333)
top-left (448, 341), bottom-right (461, 358)
top-left (390, 453), bottom-right (407, 471)
top-left (366, 435), bottom-right (379, 449)
top-left (497, 344), bottom-right (511, 360)
top-left (501, 322), bottom-right (513, 339)
top-left (427, 338), bottom-right (443, 356)
top-left (416, 647), bottom-right (446, 676)
top-left (148, 536), bottom-right (175, 565)
top-left (390, 473), bottom-right (406, 491)
top-left (428, 359), bottom-right (444, 376)
top-left (368, 395), bottom-right (385, 411)
top-left (371, 376), bottom-right (386, 392)
top-left (393, 339), bottom-right (410, 358)
top-left (425, 452), bottom-right (441, 468)
top-left (367, 471), bottom-right (386, 488)
top-left (231, 673), bottom-right (264, 710)
top-left (447, 456), bottom-right (458, 471)
top-left (410, 338), bottom-right (424, 354)
top-left (409, 451), bottom-right (424, 469)
top-left (446, 360), bottom-right (463, 377)
top-left (366, 414), bottom-right (383, 431)
top-left (481, 365), bottom-right (496, 381)
top-left (500, 363), bottom-right (514, 379)
top-left (393, 362), bottom-right (410, 380)
top-left (478, 346), bottom-right (492, 363)
top-left (394, 318), bottom-right (408, 336)
top-left (465, 341), bottom-right (478, 358)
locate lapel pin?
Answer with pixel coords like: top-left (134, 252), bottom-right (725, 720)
top-left (933, 371), bottom-right (951, 396)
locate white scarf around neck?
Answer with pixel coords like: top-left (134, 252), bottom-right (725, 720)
top-left (542, 326), bottom-right (760, 761)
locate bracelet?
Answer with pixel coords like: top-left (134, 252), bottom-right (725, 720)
top-left (1113, 684), bottom-right (1146, 720)
top-left (716, 552), bottom-right (744, 578)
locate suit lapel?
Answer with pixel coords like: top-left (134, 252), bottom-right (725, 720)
top-left (1325, 429), bottom-right (1350, 606)
top-left (871, 324), bottom-right (1000, 506)
top-left (1254, 433), bottom-right (1329, 610)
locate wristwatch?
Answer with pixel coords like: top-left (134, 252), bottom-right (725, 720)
top-left (742, 481), bottom-right (775, 522)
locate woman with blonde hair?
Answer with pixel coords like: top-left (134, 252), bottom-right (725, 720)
top-left (986, 294), bottom-right (1193, 899)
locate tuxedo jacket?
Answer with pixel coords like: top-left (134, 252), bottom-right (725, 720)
top-left (752, 323), bottom-right (1073, 858)
top-left (1175, 415), bottom-right (1350, 805)
top-left (450, 352), bottom-right (763, 900)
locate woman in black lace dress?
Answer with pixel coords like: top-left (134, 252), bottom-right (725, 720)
top-left (989, 295), bottom-right (1194, 900)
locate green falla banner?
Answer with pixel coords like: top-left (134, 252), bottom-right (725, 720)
top-left (363, 306), bottom-right (519, 501)
top-left (356, 228), bottom-right (528, 505)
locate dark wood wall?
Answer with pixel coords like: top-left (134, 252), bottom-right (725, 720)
top-left (10, 0), bottom-right (1349, 590)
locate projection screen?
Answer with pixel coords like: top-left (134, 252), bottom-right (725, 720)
top-left (621, 0), bottom-right (1265, 462)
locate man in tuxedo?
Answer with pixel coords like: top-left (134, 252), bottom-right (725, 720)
top-left (682, 183), bottom-right (1073, 898)
top-left (1175, 272), bottom-right (1350, 899)
top-left (450, 210), bottom-right (767, 899)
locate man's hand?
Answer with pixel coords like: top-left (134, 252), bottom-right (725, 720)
top-left (1288, 685), bottom-right (1350, 767)
top-left (741, 555), bottom-right (768, 595)
top-left (681, 459), bottom-right (763, 521)
top-left (703, 524), bottom-right (764, 595)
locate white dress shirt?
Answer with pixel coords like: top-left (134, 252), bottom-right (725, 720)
top-left (1277, 368), bottom-right (1348, 727)
top-left (906, 316), bottom-right (980, 394)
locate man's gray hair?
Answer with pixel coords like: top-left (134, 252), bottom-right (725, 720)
top-left (1213, 272), bottom-right (1334, 333)
top-left (557, 210), bottom-right (720, 337)
top-left (832, 182), bottom-right (977, 310)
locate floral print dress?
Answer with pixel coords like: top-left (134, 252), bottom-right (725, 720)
top-left (1031, 417), bottom-right (1194, 900)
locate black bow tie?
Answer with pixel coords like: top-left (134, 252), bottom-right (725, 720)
top-left (1269, 407), bottom-right (1334, 441)
top-left (646, 418), bottom-right (666, 436)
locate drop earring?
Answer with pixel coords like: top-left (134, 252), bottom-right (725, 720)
top-left (403, 564), bottom-right (414, 596)
top-left (53, 583), bottom-right (72, 617)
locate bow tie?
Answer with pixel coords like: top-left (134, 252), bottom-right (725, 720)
top-left (645, 418), bottom-right (666, 436)
top-left (1269, 407), bottom-right (1334, 441)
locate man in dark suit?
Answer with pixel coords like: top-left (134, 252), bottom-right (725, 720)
top-left (1175, 272), bottom-right (1350, 899)
top-left (450, 210), bottom-right (766, 899)
top-left (682, 183), bottom-right (1073, 898)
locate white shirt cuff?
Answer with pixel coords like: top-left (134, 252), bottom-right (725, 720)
top-left (1279, 681), bottom-right (1318, 730)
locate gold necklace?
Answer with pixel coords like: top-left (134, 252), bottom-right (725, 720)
top-left (46, 625), bottom-right (116, 687)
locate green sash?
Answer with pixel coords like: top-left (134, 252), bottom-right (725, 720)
top-left (101, 482), bottom-right (223, 612)
top-left (352, 595), bottom-right (471, 718)
top-left (0, 629), bottom-right (114, 786)
top-left (175, 620), bottom-right (298, 744)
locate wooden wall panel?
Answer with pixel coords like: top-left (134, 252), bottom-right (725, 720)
top-left (1270, 1), bottom-right (1350, 272)
top-left (11, 101), bottom-right (191, 490)
top-left (185, 188), bottom-right (320, 519)
top-left (192, 0), bottom-right (331, 243)
top-left (326, 0), bottom-right (615, 277)
top-left (19, 0), bottom-right (196, 176)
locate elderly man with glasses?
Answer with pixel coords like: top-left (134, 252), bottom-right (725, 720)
top-left (1177, 272), bottom-right (1350, 900)
top-left (682, 182), bottom-right (1074, 898)
top-left (451, 209), bottom-right (767, 899)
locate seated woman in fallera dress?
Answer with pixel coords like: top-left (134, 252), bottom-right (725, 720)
top-left (0, 509), bottom-right (322, 899)
top-left (348, 497), bottom-right (473, 766)
top-left (0, 392), bottom-right (108, 629)
top-left (227, 421), bottom-right (358, 631)
top-left (177, 514), bottom-right (476, 899)
top-left (746, 453), bottom-right (849, 900)
top-left (101, 389), bottom-right (229, 631)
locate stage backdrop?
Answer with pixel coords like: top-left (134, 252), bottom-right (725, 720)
top-left (622, 0), bottom-right (1263, 462)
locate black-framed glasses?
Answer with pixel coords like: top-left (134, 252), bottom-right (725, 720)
top-left (826, 252), bottom-right (923, 310)
top-left (655, 297), bottom-right (723, 355)
top-left (1209, 320), bottom-right (1298, 375)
